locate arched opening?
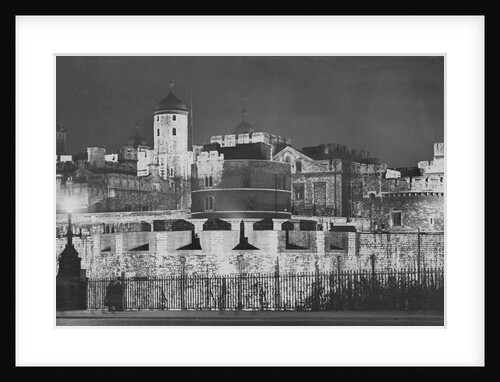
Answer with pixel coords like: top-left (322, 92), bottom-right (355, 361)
top-left (203, 196), bottom-right (214, 211)
top-left (172, 128), bottom-right (176, 136)
top-left (295, 161), bottom-right (302, 173)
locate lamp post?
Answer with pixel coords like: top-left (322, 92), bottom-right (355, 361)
top-left (66, 209), bottom-right (73, 247)
top-left (57, 197), bottom-right (86, 311)
top-left (63, 197), bottom-right (80, 244)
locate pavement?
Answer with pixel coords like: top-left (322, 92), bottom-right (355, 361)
top-left (56, 309), bottom-right (445, 326)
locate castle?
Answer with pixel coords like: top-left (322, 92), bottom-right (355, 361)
top-left (56, 81), bottom-right (445, 278)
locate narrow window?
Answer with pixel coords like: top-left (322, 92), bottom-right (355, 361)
top-left (157, 116), bottom-right (159, 122)
top-left (293, 183), bottom-right (304, 200)
top-left (296, 161), bottom-right (302, 173)
top-left (391, 211), bottom-right (402, 227)
top-left (243, 176), bottom-right (250, 188)
top-left (204, 196), bottom-right (214, 211)
top-left (172, 128), bottom-right (176, 136)
top-left (246, 198), bottom-right (255, 211)
top-left (157, 129), bottom-right (160, 137)
top-left (173, 115), bottom-right (176, 121)
top-left (204, 176), bottom-right (213, 187)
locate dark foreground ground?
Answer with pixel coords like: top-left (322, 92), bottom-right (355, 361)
top-left (56, 309), bottom-right (444, 326)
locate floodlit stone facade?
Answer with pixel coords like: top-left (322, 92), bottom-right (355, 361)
top-left (56, 217), bottom-right (443, 278)
top-left (367, 143), bottom-right (445, 231)
top-left (56, 81), bottom-right (444, 277)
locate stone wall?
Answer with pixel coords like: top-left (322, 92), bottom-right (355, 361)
top-left (275, 147), bottom-right (387, 219)
top-left (210, 132), bottom-right (291, 157)
top-left (192, 151), bottom-right (224, 190)
top-left (191, 159), bottom-right (292, 219)
top-left (56, 228), bottom-right (444, 278)
top-left (368, 193), bottom-right (444, 231)
top-left (56, 210), bottom-right (190, 236)
top-left (292, 173), bottom-right (342, 216)
top-left (56, 170), bottom-right (177, 213)
top-left (355, 232), bottom-right (444, 270)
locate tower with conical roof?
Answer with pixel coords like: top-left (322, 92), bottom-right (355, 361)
top-left (234, 92), bottom-right (255, 135)
top-left (153, 80), bottom-right (191, 210)
top-left (118, 123), bottom-right (150, 163)
top-left (128, 122), bottom-right (149, 149)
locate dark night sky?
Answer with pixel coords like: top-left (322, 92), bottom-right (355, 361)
top-left (56, 56), bottom-right (444, 168)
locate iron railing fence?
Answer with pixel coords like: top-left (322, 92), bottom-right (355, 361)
top-left (87, 267), bottom-right (444, 311)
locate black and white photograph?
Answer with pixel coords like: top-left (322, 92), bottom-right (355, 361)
top-left (15, 16), bottom-right (484, 367)
top-left (55, 55), bottom-right (445, 326)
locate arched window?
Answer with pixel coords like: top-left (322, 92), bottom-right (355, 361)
top-left (243, 175), bottom-right (250, 188)
top-left (246, 198), bottom-right (255, 211)
top-left (204, 196), bottom-right (214, 211)
top-left (204, 176), bottom-right (213, 187)
top-left (173, 115), bottom-right (176, 121)
top-left (172, 128), bottom-right (176, 136)
top-left (295, 161), bottom-right (302, 173)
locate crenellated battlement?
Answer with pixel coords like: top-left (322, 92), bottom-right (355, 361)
top-left (196, 150), bottom-right (225, 162)
top-left (55, 215), bottom-right (443, 277)
top-left (382, 174), bottom-right (444, 193)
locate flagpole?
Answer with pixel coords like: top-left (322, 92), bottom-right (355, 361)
top-left (190, 90), bottom-right (194, 149)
